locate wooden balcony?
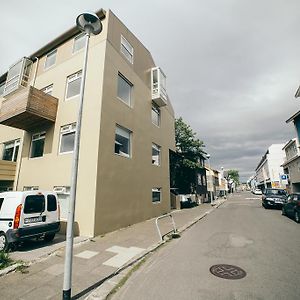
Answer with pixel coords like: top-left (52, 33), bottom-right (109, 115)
top-left (0, 86), bottom-right (58, 131)
top-left (0, 160), bottom-right (16, 181)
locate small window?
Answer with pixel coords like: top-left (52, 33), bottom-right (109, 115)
top-left (44, 49), bottom-right (57, 70)
top-left (152, 188), bottom-right (161, 203)
top-left (115, 125), bottom-right (131, 158)
top-left (30, 132), bottom-right (46, 158)
top-left (47, 194), bottom-right (57, 212)
top-left (121, 35), bottom-right (133, 63)
top-left (2, 139), bottom-right (20, 162)
top-left (23, 186), bottom-right (39, 191)
top-left (59, 123), bottom-right (76, 154)
top-left (66, 71), bottom-right (82, 99)
top-left (24, 195), bottom-right (45, 214)
top-left (152, 143), bottom-right (161, 166)
top-left (73, 33), bottom-right (86, 53)
top-left (117, 73), bottom-right (132, 106)
top-left (151, 103), bottom-right (160, 126)
top-left (0, 198), bottom-right (4, 211)
top-left (41, 84), bottom-right (53, 95)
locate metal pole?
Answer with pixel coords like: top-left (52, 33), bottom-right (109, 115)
top-left (62, 31), bottom-right (90, 300)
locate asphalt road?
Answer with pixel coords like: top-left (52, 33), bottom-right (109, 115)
top-left (112, 192), bottom-right (300, 300)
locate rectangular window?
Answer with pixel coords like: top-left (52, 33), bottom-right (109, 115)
top-left (121, 36), bottom-right (134, 63)
top-left (47, 194), bottom-right (57, 212)
top-left (152, 188), bottom-right (161, 203)
top-left (24, 195), bottom-right (45, 214)
top-left (44, 49), bottom-right (57, 70)
top-left (151, 103), bottom-right (160, 126)
top-left (23, 186), bottom-right (39, 191)
top-left (115, 125), bottom-right (131, 158)
top-left (117, 73), bottom-right (132, 106)
top-left (30, 132), bottom-right (46, 158)
top-left (2, 139), bottom-right (20, 162)
top-left (66, 71), bottom-right (82, 99)
top-left (41, 84), bottom-right (53, 95)
top-left (73, 33), bottom-right (86, 53)
top-left (152, 143), bottom-right (161, 166)
top-left (59, 123), bottom-right (76, 154)
top-left (54, 186), bottom-right (70, 219)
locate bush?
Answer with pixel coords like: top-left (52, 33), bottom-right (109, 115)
top-left (0, 250), bottom-right (12, 270)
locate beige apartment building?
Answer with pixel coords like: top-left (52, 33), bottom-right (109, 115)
top-left (0, 9), bottom-right (175, 237)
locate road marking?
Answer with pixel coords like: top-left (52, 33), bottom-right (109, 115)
top-left (103, 246), bottom-right (145, 268)
top-left (75, 250), bottom-right (99, 259)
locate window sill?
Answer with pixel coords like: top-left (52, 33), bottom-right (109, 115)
top-left (65, 95), bottom-right (80, 101)
top-left (114, 152), bottom-right (131, 159)
top-left (29, 156), bottom-right (44, 160)
top-left (117, 97), bottom-right (131, 108)
top-left (152, 201), bottom-right (161, 204)
top-left (59, 151), bottom-right (74, 156)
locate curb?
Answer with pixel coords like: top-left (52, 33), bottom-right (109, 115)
top-left (0, 262), bottom-right (23, 277)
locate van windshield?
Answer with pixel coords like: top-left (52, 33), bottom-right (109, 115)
top-left (24, 195), bottom-right (45, 214)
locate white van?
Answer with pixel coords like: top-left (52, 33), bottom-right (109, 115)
top-left (0, 191), bottom-right (60, 251)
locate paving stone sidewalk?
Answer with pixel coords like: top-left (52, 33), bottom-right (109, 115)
top-left (0, 199), bottom-right (226, 300)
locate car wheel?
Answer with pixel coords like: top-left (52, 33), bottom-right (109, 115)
top-left (282, 207), bottom-right (286, 216)
top-left (295, 211), bottom-right (300, 223)
top-left (0, 232), bottom-right (8, 252)
top-left (44, 233), bottom-right (55, 242)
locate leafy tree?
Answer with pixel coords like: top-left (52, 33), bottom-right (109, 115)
top-left (227, 169), bottom-right (239, 184)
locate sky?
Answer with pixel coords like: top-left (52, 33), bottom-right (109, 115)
top-left (1, 0), bottom-right (300, 181)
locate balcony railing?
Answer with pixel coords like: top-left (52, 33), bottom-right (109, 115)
top-left (0, 86), bottom-right (58, 131)
top-left (151, 67), bottom-right (167, 107)
top-left (0, 160), bottom-right (16, 181)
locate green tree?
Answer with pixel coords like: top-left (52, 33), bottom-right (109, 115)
top-left (228, 169), bottom-right (240, 184)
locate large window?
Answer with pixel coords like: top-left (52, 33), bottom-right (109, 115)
top-left (2, 139), bottom-right (20, 162)
top-left (152, 188), bottom-right (161, 203)
top-left (120, 35), bottom-right (134, 63)
top-left (117, 73), bottom-right (132, 106)
top-left (30, 132), bottom-right (46, 158)
top-left (59, 123), bottom-right (76, 154)
top-left (41, 84), bottom-right (53, 95)
top-left (66, 71), bottom-right (82, 100)
top-left (115, 125), bottom-right (131, 158)
top-left (44, 49), bottom-right (57, 70)
top-left (73, 33), bottom-right (86, 53)
top-left (151, 103), bottom-right (160, 126)
top-left (152, 143), bottom-right (161, 166)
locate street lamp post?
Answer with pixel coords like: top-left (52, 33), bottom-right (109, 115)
top-left (62, 12), bottom-right (102, 300)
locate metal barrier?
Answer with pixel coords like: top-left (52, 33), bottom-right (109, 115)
top-left (155, 213), bottom-right (177, 241)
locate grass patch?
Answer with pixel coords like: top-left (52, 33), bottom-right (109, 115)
top-left (15, 263), bottom-right (29, 274)
top-left (0, 251), bottom-right (13, 270)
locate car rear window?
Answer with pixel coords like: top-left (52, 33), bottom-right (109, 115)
top-left (24, 195), bottom-right (45, 214)
top-left (47, 194), bottom-right (57, 212)
top-left (266, 189), bottom-right (286, 196)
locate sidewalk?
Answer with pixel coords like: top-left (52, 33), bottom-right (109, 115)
top-left (0, 199), bottom-right (226, 300)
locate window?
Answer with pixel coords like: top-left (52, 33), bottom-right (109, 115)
top-left (2, 139), bottom-right (20, 162)
top-left (44, 49), bottom-right (57, 70)
top-left (23, 186), bottom-right (39, 191)
top-left (24, 195), bottom-right (45, 214)
top-left (152, 188), bottom-right (161, 203)
top-left (54, 186), bottom-right (70, 219)
top-left (117, 73), bottom-right (132, 105)
top-left (120, 35), bottom-right (133, 63)
top-left (66, 71), bottom-right (82, 99)
top-left (0, 82), bottom-right (4, 96)
top-left (115, 125), bottom-right (131, 157)
top-left (30, 132), bottom-right (46, 158)
top-left (73, 33), bottom-right (86, 53)
top-left (41, 84), bottom-right (53, 95)
top-left (59, 123), bottom-right (76, 154)
top-left (152, 143), bottom-right (161, 166)
top-left (47, 194), bottom-right (57, 212)
top-left (151, 103), bottom-right (160, 126)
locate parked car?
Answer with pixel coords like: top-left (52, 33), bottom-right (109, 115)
top-left (262, 188), bottom-right (287, 209)
top-left (253, 189), bottom-right (262, 195)
top-left (282, 193), bottom-right (300, 223)
top-left (0, 191), bottom-right (60, 251)
top-left (180, 195), bottom-right (195, 209)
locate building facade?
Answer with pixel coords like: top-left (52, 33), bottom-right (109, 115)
top-left (0, 9), bottom-right (175, 237)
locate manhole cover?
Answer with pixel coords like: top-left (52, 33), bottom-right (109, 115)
top-left (210, 264), bottom-right (246, 280)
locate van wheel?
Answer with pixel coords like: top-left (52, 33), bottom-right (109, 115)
top-left (0, 232), bottom-right (8, 252)
top-left (44, 233), bottom-right (55, 242)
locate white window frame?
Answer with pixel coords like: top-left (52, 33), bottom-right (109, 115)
top-left (2, 139), bottom-right (20, 162)
top-left (59, 123), bottom-right (76, 154)
top-left (44, 49), bottom-right (57, 70)
top-left (152, 143), bottom-right (161, 166)
top-left (152, 188), bottom-right (161, 203)
top-left (29, 132), bottom-right (46, 159)
top-left (151, 103), bottom-right (161, 127)
top-left (115, 125), bottom-right (132, 158)
top-left (120, 35), bottom-right (134, 64)
top-left (117, 73), bottom-right (133, 106)
top-left (41, 84), bottom-right (53, 95)
top-left (72, 33), bottom-right (86, 53)
top-left (65, 70), bottom-right (82, 100)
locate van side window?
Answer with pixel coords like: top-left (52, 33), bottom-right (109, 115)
top-left (47, 195), bottom-right (57, 212)
top-left (0, 198), bottom-right (4, 210)
top-left (24, 195), bottom-right (45, 214)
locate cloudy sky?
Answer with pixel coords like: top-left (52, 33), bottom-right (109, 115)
top-left (1, 0), bottom-right (300, 181)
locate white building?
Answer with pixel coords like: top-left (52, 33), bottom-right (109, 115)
top-left (255, 144), bottom-right (286, 191)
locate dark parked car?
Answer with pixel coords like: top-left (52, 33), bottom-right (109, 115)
top-left (282, 193), bottom-right (300, 223)
top-left (262, 188), bottom-right (287, 209)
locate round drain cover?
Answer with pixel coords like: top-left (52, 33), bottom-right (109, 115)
top-left (210, 264), bottom-right (246, 280)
